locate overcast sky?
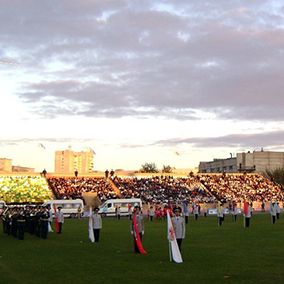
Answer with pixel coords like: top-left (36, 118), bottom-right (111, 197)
top-left (1, 0), bottom-right (284, 172)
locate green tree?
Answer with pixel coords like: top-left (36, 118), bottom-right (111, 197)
top-left (264, 167), bottom-right (284, 186)
top-left (162, 165), bottom-right (173, 173)
top-left (140, 162), bottom-right (159, 173)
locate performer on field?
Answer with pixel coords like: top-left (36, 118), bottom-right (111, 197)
top-left (92, 207), bottom-right (102, 242)
top-left (131, 205), bottom-right (146, 254)
top-left (55, 206), bottom-right (64, 234)
top-left (172, 207), bottom-right (185, 252)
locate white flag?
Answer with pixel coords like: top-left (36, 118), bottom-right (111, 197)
top-left (89, 207), bottom-right (95, 242)
top-left (167, 210), bottom-right (183, 263)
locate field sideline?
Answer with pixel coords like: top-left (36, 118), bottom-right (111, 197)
top-left (1, 214), bottom-right (284, 284)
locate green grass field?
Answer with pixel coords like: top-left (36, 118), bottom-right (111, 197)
top-left (1, 214), bottom-right (284, 284)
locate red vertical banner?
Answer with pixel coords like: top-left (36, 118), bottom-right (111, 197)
top-left (243, 201), bottom-right (249, 216)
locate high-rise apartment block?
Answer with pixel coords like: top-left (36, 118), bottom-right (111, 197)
top-left (55, 149), bottom-right (94, 174)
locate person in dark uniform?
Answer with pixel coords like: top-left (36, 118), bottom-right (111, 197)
top-left (42, 168), bottom-right (47, 177)
top-left (110, 169), bottom-right (115, 178)
top-left (35, 207), bottom-right (42, 237)
top-left (5, 209), bottom-right (11, 235)
top-left (11, 208), bottom-right (19, 238)
top-left (2, 208), bottom-right (8, 234)
top-left (17, 209), bottom-right (26, 240)
top-left (40, 206), bottom-right (50, 239)
top-left (28, 207), bottom-right (37, 235)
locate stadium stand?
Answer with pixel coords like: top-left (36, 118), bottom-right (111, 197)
top-left (0, 175), bottom-right (53, 203)
top-left (46, 177), bottom-right (118, 202)
top-left (1, 174), bottom-right (283, 209)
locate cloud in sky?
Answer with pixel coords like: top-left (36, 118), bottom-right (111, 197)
top-left (154, 130), bottom-right (284, 149)
top-left (1, 0), bottom-right (284, 171)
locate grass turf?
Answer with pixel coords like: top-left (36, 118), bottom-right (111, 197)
top-left (0, 214), bottom-right (284, 284)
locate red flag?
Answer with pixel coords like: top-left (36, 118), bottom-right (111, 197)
top-left (243, 201), bottom-right (249, 216)
top-left (132, 213), bottom-right (147, 255)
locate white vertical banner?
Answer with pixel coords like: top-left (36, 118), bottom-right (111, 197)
top-left (167, 210), bottom-right (183, 263)
top-left (89, 207), bottom-right (95, 242)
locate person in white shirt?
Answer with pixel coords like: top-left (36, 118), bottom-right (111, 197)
top-left (92, 207), bottom-right (102, 242)
top-left (148, 206), bottom-right (155, 222)
top-left (217, 202), bottom-right (224, 226)
top-left (193, 203), bottom-right (200, 221)
top-left (269, 201), bottom-right (277, 224)
top-left (172, 207), bottom-right (185, 251)
top-left (56, 206), bottom-right (64, 234)
top-left (232, 201), bottom-right (238, 222)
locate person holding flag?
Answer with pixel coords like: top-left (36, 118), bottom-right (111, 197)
top-left (243, 201), bottom-right (252, 228)
top-left (87, 206), bottom-right (94, 242)
top-left (131, 205), bottom-right (146, 254)
top-left (167, 208), bottom-right (183, 263)
top-left (172, 207), bottom-right (185, 252)
top-left (82, 192), bottom-right (101, 243)
top-left (91, 207), bottom-right (102, 242)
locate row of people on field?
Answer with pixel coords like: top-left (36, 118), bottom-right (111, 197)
top-left (89, 205), bottom-right (186, 253)
top-left (1, 205), bottom-right (64, 240)
top-left (2, 205), bottom-right (50, 240)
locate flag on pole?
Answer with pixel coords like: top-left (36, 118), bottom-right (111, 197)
top-left (167, 210), bottom-right (183, 263)
top-left (89, 207), bottom-right (95, 242)
top-left (243, 201), bottom-right (249, 216)
top-left (243, 200), bottom-right (249, 228)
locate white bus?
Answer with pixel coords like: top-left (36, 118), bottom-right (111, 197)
top-left (42, 199), bottom-right (84, 218)
top-left (98, 198), bottom-right (142, 217)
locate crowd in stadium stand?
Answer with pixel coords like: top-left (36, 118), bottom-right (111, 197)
top-left (47, 177), bottom-right (117, 202)
top-left (112, 175), bottom-right (216, 204)
top-left (0, 174), bottom-right (283, 209)
top-left (198, 173), bottom-right (284, 203)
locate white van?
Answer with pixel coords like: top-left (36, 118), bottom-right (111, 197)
top-left (42, 199), bottom-right (84, 218)
top-left (98, 198), bottom-right (142, 217)
top-left (0, 200), bottom-right (6, 215)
